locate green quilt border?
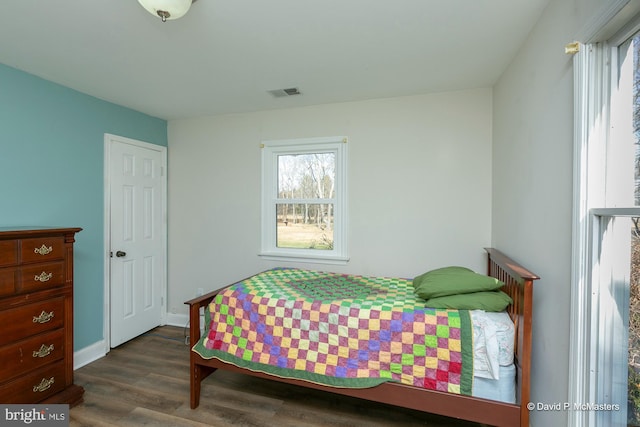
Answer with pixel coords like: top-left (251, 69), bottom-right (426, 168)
top-left (459, 309), bottom-right (473, 395)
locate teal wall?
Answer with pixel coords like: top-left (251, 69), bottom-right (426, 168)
top-left (0, 63), bottom-right (167, 350)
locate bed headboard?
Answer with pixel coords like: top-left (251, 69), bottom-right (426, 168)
top-left (485, 248), bottom-right (539, 413)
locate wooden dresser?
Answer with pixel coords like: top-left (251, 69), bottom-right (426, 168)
top-left (0, 227), bottom-right (84, 406)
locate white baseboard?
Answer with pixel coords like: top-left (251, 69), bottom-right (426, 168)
top-left (166, 310), bottom-right (206, 330)
top-left (74, 339), bottom-right (107, 370)
top-left (165, 312), bottom-right (190, 328)
top-left (73, 311), bottom-right (204, 370)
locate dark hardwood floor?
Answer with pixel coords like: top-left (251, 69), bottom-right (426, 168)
top-left (70, 326), bottom-right (486, 427)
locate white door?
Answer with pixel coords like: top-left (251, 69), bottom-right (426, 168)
top-left (106, 134), bottom-right (166, 348)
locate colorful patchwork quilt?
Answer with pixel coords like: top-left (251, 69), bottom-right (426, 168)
top-left (192, 268), bottom-right (473, 394)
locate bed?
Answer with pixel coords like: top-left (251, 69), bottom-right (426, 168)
top-left (185, 248), bottom-right (539, 427)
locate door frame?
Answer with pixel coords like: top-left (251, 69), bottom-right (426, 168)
top-left (103, 133), bottom-right (168, 352)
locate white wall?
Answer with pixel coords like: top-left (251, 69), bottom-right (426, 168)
top-left (492, 0), bottom-right (621, 426)
top-left (167, 88), bottom-right (492, 316)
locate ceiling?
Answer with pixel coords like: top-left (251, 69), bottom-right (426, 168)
top-left (0, 1), bottom-right (549, 120)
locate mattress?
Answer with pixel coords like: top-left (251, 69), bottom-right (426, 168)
top-left (472, 364), bottom-right (516, 403)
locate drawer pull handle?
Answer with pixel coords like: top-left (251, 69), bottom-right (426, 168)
top-left (33, 377), bottom-right (54, 393)
top-left (33, 311), bottom-right (54, 324)
top-left (33, 344), bottom-right (54, 358)
top-left (34, 244), bottom-right (53, 255)
top-left (34, 272), bottom-right (53, 282)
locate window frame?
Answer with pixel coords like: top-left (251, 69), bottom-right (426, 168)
top-left (259, 136), bottom-right (349, 264)
top-left (569, 5), bottom-right (640, 426)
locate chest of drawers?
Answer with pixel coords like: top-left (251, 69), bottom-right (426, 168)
top-left (0, 227), bottom-right (84, 406)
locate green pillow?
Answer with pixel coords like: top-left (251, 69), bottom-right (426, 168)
top-left (424, 291), bottom-right (513, 312)
top-left (412, 266), bottom-right (503, 299)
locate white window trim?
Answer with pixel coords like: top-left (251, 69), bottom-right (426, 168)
top-left (569, 40), bottom-right (607, 427)
top-left (259, 136), bottom-right (349, 264)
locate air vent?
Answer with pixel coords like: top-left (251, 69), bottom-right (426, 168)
top-left (268, 87), bottom-right (302, 98)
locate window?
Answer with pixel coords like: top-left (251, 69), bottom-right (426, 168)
top-left (260, 136), bottom-right (348, 264)
top-left (570, 13), bottom-right (640, 427)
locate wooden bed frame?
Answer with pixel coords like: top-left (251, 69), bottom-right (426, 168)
top-left (185, 248), bottom-right (539, 427)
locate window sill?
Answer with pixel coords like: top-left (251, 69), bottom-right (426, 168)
top-left (258, 252), bottom-right (350, 265)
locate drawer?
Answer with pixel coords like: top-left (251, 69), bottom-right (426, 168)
top-left (0, 298), bottom-right (64, 346)
top-left (19, 261), bottom-right (65, 293)
top-left (21, 237), bottom-right (65, 263)
top-left (0, 240), bottom-right (18, 266)
top-left (0, 268), bottom-right (17, 297)
top-left (0, 361), bottom-right (65, 403)
top-left (0, 329), bottom-right (64, 382)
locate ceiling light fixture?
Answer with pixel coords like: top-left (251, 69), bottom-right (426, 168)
top-left (137, 0), bottom-right (197, 22)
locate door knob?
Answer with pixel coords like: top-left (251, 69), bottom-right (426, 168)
top-left (115, 251), bottom-right (126, 258)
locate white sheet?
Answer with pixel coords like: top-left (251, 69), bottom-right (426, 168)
top-left (470, 310), bottom-right (515, 381)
